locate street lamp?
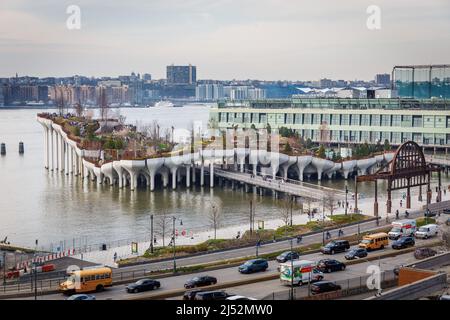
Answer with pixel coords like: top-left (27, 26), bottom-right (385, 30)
top-left (290, 238), bottom-right (294, 301)
top-left (345, 185), bottom-right (348, 216)
top-left (150, 214), bottom-right (154, 254)
top-left (2, 251), bottom-right (6, 286)
top-left (172, 216), bottom-right (177, 274)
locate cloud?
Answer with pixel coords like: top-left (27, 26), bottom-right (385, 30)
top-left (0, 0), bottom-right (449, 79)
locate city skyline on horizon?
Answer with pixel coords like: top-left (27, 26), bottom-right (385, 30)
top-left (1, 0), bottom-right (449, 81)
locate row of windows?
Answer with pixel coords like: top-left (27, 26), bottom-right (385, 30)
top-left (80, 273), bottom-right (111, 282)
top-left (292, 130), bottom-right (449, 145)
top-left (218, 112), bottom-right (450, 128)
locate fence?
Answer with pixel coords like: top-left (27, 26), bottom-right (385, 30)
top-left (262, 270), bottom-right (397, 300)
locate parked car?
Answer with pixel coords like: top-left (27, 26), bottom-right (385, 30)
top-left (310, 281), bottom-right (342, 295)
top-left (226, 295), bottom-right (258, 301)
top-left (414, 247), bottom-right (437, 259)
top-left (194, 290), bottom-right (231, 301)
top-left (446, 218), bottom-right (450, 226)
top-left (443, 209), bottom-right (450, 215)
top-left (126, 279), bottom-right (160, 293)
top-left (391, 236), bottom-right (415, 250)
top-left (183, 289), bottom-right (204, 300)
top-left (316, 259), bottom-right (346, 273)
top-left (66, 294), bottom-right (96, 300)
top-left (320, 240), bottom-right (350, 255)
top-left (238, 259), bottom-right (268, 274)
top-left (424, 210), bottom-right (437, 217)
top-left (344, 248), bottom-right (368, 260)
top-left (276, 251), bottom-right (300, 263)
top-left (414, 224), bottom-right (439, 239)
top-left (184, 276), bottom-right (217, 289)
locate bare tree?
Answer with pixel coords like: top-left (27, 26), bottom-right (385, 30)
top-left (304, 197), bottom-right (313, 222)
top-left (207, 200), bottom-right (222, 240)
top-left (278, 197), bottom-right (292, 236)
top-left (73, 100), bottom-right (83, 118)
top-left (323, 190), bottom-right (338, 217)
top-left (155, 210), bottom-right (171, 247)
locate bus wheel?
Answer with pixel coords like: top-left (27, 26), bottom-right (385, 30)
top-left (96, 285), bottom-right (104, 292)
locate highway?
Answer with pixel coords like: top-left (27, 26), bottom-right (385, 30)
top-left (13, 236), bottom-right (442, 300)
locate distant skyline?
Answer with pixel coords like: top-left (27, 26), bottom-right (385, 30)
top-left (1, 0), bottom-right (449, 81)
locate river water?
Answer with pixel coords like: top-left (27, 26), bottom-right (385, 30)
top-left (0, 106), bottom-right (448, 250)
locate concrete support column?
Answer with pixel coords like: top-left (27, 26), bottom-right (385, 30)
top-left (210, 162), bottom-right (214, 188)
top-left (186, 166), bottom-right (191, 188)
top-left (130, 172), bottom-right (137, 191)
top-left (162, 171), bottom-right (169, 188)
top-left (171, 168), bottom-right (177, 190)
top-left (200, 162), bottom-right (204, 186)
top-left (49, 128), bottom-right (54, 171)
top-left (54, 131), bottom-right (59, 171)
top-left (192, 165), bottom-right (196, 184)
top-left (60, 134), bottom-right (65, 173)
top-left (44, 127), bottom-right (49, 169)
top-left (150, 174), bottom-right (155, 191)
top-left (64, 143), bottom-right (69, 175)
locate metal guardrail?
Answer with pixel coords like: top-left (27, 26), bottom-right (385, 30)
top-left (215, 168), bottom-right (346, 200)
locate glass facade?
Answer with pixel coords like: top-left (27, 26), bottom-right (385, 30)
top-left (393, 65), bottom-right (450, 99)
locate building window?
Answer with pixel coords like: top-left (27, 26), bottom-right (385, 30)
top-left (341, 114), bottom-right (349, 125)
top-left (391, 115), bottom-right (401, 127)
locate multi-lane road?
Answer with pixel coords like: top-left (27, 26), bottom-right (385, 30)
top-left (15, 236), bottom-right (442, 300)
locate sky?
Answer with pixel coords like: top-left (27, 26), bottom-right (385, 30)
top-left (1, 0), bottom-right (449, 81)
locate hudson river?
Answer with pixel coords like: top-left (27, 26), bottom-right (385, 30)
top-left (0, 106), bottom-right (447, 250)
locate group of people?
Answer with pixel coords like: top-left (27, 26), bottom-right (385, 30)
top-left (325, 229), bottom-right (344, 240)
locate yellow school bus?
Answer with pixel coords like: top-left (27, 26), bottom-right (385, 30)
top-left (358, 232), bottom-right (389, 251)
top-left (59, 267), bottom-right (112, 294)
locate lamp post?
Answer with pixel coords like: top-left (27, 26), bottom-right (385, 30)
top-left (345, 185), bottom-right (348, 216)
top-left (150, 214), bottom-right (154, 254)
top-left (172, 216), bottom-right (177, 274)
top-left (290, 238), bottom-right (294, 301)
top-left (2, 251), bottom-right (6, 286)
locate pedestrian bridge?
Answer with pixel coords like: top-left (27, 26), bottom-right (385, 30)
top-left (214, 168), bottom-right (346, 201)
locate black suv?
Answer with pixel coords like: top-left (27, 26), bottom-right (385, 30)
top-left (310, 281), bottom-right (342, 295)
top-left (317, 259), bottom-right (346, 273)
top-left (391, 237), bottom-right (415, 250)
top-left (194, 291), bottom-right (231, 301)
top-left (320, 240), bottom-right (350, 254)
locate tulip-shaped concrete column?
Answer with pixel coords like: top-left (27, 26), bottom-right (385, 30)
top-left (146, 158), bottom-right (164, 191)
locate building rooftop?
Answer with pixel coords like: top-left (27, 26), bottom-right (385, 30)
top-left (217, 97), bottom-right (450, 111)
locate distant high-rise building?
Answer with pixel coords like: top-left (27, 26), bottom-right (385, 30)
top-left (167, 64), bottom-right (196, 85)
top-left (142, 73), bottom-right (152, 81)
top-left (319, 78), bottom-right (332, 88)
top-left (196, 84), bottom-right (224, 101)
top-left (375, 73), bottom-right (391, 86)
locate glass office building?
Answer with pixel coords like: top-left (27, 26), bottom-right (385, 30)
top-left (210, 98), bottom-right (450, 148)
top-left (393, 65), bottom-right (450, 99)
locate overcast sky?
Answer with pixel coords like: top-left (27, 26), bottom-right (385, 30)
top-left (1, 0), bottom-right (449, 81)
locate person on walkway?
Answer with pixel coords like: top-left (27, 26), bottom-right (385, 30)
top-left (400, 200), bottom-right (402, 207)
top-left (153, 236), bottom-right (157, 244)
top-left (297, 235), bottom-right (302, 244)
top-left (405, 210), bottom-right (409, 218)
top-left (338, 229), bottom-right (344, 237)
top-left (326, 231), bottom-right (331, 240)
top-left (113, 252), bottom-right (117, 262)
top-left (395, 210), bottom-right (399, 220)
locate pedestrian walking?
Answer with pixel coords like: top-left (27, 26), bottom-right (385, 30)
top-left (113, 252), bottom-right (117, 262)
top-left (400, 200), bottom-right (402, 207)
top-left (395, 210), bottom-right (399, 219)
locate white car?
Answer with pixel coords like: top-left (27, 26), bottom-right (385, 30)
top-left (414, 224), bottom-right (438, 239)
top-left (226, 295), bottom-right (258, 301)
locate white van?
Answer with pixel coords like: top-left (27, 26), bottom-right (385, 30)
top-left (414, 224), bottom-right (439, 239)
top-left (388, 219), bottom-right (417, 240)
top-left (279, 260), bottom-right (323, 286)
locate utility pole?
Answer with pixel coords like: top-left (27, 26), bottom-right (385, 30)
top-left (249, 200), bottom-right (253, 235)
top-left (290, 195), bottom-right (293, 226)
top-left (290, 238), bottom-right (294, 301)
top-left (150, 215), bottom-right (154, 254)
top-left (345, 185), bottom-right (348, 215)
top-left (33, 263), bottom-right (37, 300)
top-left (172, 216), bottom-right (176, 274)
top-left (2, 251), bottom-right (6, 286)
